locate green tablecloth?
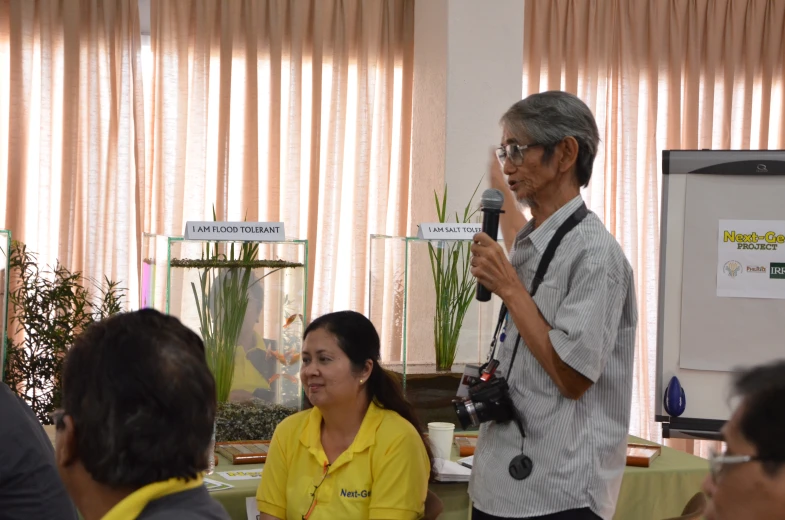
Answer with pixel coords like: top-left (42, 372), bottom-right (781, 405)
top-left (209, 435), bottom-right (708, 520)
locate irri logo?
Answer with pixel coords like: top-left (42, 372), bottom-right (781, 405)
top-left (771, 263), bottom-right (785, 279)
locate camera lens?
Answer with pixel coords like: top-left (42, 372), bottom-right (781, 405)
top-left (474, 398), bottom-right (511, 424)
top-left (454, 399), bottom-right (480, 429)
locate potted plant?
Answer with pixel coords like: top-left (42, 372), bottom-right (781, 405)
top-left (428, 182), bottom-right (480, 372)
top-left (391, 183), bottom-right (481, 429)
top-left (3, 241), bottom-right (125, 423)
top-left (171, 240), bottom-right (301, 403)
top-left (169, 235), bottom-right (304, 471)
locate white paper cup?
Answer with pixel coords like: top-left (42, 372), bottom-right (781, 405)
top-left (428, 422), bottom-right (455, 460)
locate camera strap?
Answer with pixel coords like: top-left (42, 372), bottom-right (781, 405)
top-left (493, 202), bottom-right (589, 481)
top-left (488, 201), bottom-right (589, 365)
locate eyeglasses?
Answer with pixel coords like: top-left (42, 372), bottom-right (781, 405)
top-left (495, 143), bottom-right (544, 167)
top-left (302, 463), bottom-right (330, 520)
top-left (706, 447), bottom-right (785, 482)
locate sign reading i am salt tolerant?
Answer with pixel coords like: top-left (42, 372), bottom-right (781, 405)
top-left (717, 219), bottom-right (785, 300)
top-left (184, 221), bottom-right (285, 242)
top-left (417, 223), bottom-right (482, 240)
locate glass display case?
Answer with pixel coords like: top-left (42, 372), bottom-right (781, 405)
top-left (0, 230), bottom-right (10, 380)
top-left (368, 234), bottom-right (503, 427)
top-left (151, 236), bottom-right (308, 410)
top-left (140, 233), bottom-right (170, 311)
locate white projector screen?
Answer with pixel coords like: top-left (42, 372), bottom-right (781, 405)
top-left (656, 150), bottom-right (785, 438)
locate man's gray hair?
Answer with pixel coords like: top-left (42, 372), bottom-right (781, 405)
top-left (500, 91), bottom-right (600, 187)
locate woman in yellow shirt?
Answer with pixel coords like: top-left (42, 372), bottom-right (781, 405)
top-left (257, 311), bottom-right (434, 520)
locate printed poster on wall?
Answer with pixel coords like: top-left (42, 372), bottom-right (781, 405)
top-left (717, 219), bottom-right (785, 299)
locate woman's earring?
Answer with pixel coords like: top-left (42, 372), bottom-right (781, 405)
top-left (360, 379), bottom-right (364, 384)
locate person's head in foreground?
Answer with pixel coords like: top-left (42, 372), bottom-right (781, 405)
top-left (497, 90), bottom-right (600, 210)
top-left (702, 360), bottom-right (785, 520)
top-left (55, 309), bottom-right (229, 520)
top-left (256, 310), bottom-right (436, 520)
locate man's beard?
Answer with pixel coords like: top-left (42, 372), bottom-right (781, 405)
top-left (516, 194), bottom-right (537, 209)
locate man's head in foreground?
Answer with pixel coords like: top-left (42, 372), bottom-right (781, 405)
top-left (55, 309), bottom-right (216, 517)
top-left (703, 360), bottom-right (785, 520)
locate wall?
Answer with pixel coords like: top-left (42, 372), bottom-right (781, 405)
top-left (410, 0), bottom-right (524, 227)
top-left (405, 0), bottom-right (524, 369)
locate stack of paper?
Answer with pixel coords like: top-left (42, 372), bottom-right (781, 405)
top-left (433, 458), bottom-right (472, 482)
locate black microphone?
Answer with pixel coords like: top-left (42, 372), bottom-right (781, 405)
top-left (476, 188), bottom-right (505, 302)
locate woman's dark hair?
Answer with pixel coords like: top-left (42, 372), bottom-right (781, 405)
top-left (304, 310), bottom-right (435, 479)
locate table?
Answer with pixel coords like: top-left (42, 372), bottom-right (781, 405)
top-left (614, 436), bottom-right (708, 519)
top-left (209, 435), bottom-right (708, 520)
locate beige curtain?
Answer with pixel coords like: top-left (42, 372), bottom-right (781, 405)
top-left (0, 0), bottom-right (145, 302)
top-left (145, 0), bottom-right (414, 320)
top-left (524, 0), bottom-right (785, 456)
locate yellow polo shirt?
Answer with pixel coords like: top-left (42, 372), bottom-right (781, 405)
top-left (256, 401), bottom-right (430, 520)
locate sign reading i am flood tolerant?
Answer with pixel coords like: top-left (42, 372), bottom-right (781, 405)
top-left (184, 222), bottom-right (285, 242)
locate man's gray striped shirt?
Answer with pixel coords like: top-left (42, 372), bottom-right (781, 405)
top-left (468, 195), bottom-right (638, 520)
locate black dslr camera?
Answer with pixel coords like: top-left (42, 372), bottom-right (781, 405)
top-left (452, 314), bottom-right (533, 481)
top-left (453, 359), bottom-right (524, 432)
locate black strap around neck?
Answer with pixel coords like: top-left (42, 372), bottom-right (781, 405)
top-left (487, 202), bottom-right (589, 364)
top-left (529, 202), bottom-right (589, 297)
top-left (483, 202), bottom-right (590, 461)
